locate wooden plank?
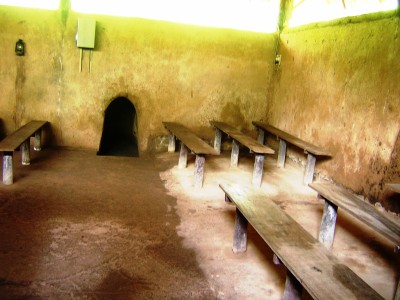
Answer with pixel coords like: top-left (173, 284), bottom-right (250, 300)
top-left (309, 182), bottom-right (400, 249)
top-left (220, 183), bottom-right (383, 300)
top-left (386, 183), bottom-right (400, 194)
top-left (0, 121), bottom-right (48, 152)
top-left (163, 122), bottom-right (218, 156)
top-left (210, 121), bottom-right (274, 154)
top-left (252, 121), bottom-right (332, 157)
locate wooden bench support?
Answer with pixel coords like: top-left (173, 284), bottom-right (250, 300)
top-left (277, 139), bottom-right (287, 168)
top-left (34, 131), bottom-right (42, 151)
top-left (2, 152), bottom-right (13, 185)
top-left (230, 140), bottom-right (239, 167)
top-left (304, 153), bottom-right (316, 185)
top-left (21, 140), bottom-right (30, 165)
top-left (257, 128), bottom-right (265, 144)
top-left (318, 197), bottom-right (338, 249)
top-left (178, 143), bottom-right (188, 169)
top-left (252, 154), bottom-right (265, 188)
top-left (194, 155), bottom-right (205, 188)
top-left (283, 271), bottom-right (303, 300)
top-left (232, 207), bottom-right (248, 254)
top-left (213, 128), bottom-right (222, 154)
top-left (168, 134), bottom-right (176, 152)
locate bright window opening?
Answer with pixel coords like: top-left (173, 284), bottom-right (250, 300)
top-left (289, 0), bottom-right (398, 27)
top-left (0, 0), bottom-right (59, 10)
top-left (71, 0), bottom-right (280, 33)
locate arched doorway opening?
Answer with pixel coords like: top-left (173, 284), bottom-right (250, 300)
top-left (98, 97), bottom-right (138, 157)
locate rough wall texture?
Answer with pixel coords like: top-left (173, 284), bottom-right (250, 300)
top-left (267, 13), bottom-right (400, 210)
top-left (0, 6), bottom-right (275, 153)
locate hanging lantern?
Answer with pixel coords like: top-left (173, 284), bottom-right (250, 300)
top-left (15, 39), bottom-right (25, 56)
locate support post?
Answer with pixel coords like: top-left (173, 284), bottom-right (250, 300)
top-left (168, 134), bottom-right (176, 152)
top-left (231, 139), bottom-right (239, 167)
top-left (2, 152), bottom-right (13, 185)
top-left (277, 139), bottom-right (287, 168)
top-left (257, 128), bottom-right (265, 144)
top-left (283, 271), bottom-right (303, 300)
top-left (252, 154), bottom-right (264, 188)
top-left (304, 153), bottom-right (316, 185)
top-left (34, 130), bottom-right (42, 151)
top-left (232, 207), bottom-right (248, 253)
top-left (21, 140), bottom-right (30, 165)
top-left (318, 196), bottom-right (338, 249)
top-left (214, 128), bottom-right (222, 153)
top-left (178, 143), bottom-right (188, 169)
top-left (193, 155), bottom-right (205, 188)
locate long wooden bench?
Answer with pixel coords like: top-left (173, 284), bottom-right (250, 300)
top-left (253, 121), bottom-right (332, 185)
top-left (309, 181), bottom-right (400, 300)
top-left (210, 121), bottom-right (274, 188)
top-left (0, 120), bottom-right (48, 185)
top-left (220, 183), bottom-right (383, 300)
top-left (309, 181), bottom-right (400, 251)
top-left (163, 122), bottom-right (219, 188)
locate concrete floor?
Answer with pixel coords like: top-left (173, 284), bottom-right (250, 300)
top-left (0, 147), bottom-right (398, 299)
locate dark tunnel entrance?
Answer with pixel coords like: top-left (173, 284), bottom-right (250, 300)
top-left (98, 97), bottom-right (139, 157)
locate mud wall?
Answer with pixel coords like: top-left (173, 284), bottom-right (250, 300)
top-left (0, 6), bottom-right (275, 153)
top-left (267, 13), bottom-right (400, 208)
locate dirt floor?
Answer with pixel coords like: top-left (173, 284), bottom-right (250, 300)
top-left (0, 146), bottom-right (398, 299)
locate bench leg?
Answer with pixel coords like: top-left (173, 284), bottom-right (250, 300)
top-left (231, 139), bottom-right (239, 167)
top-left (277, 139), bottom-right (287, 168)
top-left (2, 153), bottom-right (13, 185)
top-left (21, 140), bottom-right (30, 165)
top-left (34, 130), bottom-right (42, 151)
top-left (168, 134), bottom-right (176, 152)
top-left (232, 207), bottom-right (248, 253)
top-left (283, 271), bottom-right (303, 300)
top-left (194, 155), bottom-right (205, 188)
top-left (304, 153), bottom-right (316, 185)
top-left (257, 128), bottom-right (265, 144)
top-left (213, 128), bottom-right (222, 154)
top-left (178, 143), bottom-right (188, 169)
top-left (252, 154), bottom-right (264, 188)
top-left (318, 196), bottom-right (338, 249)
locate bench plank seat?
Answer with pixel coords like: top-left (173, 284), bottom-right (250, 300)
top-left (210, 121), bottom-right (274, 188)
top-left (253, 121), bottom-right (332, 156)
top-left (0, 120), bottom-right (48, 185)
top-left (253, 121), bottom-right (331, 185)
top-left (211, 121), bottom-right (274, 154)
top-left (220, 183), bottom-right (383, 300)
top-left (309, 181), bottom-right (400, 251)
top-left (0, 121), bottom-right (48, 152)
top-left (163, 122), bottom-right (219, 156)
top-left (163, 122), bottom-right (218, 188)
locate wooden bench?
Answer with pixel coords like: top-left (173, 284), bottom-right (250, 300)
top-left (0, 120), bottom-right (48, 185)
top-left (309, 181), bottom-right (400, 300)
top-left (163, 122), bottom-right (219, 188)
top-left (309, 181), bottom-right (400, 251)
top-left (220, 183), bottom-right (383, 300)
top-left (210, 121), bottom-right (274, 188)
top-left (253, 121), bottom-right (332, 185)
